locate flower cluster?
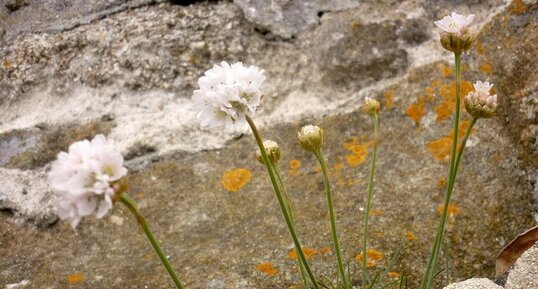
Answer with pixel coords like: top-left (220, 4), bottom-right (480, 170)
top-left (434, 12), bottom-right (475, 53)
top-left (192, 61), bottom-right (266, 129)
top-left (49, 134), bottom-right (128, 229)
top-left (464, 81), bottom-right (498, 118)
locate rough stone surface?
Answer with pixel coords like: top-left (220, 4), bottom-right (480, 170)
top-left (505, 243), bottom-right (538, 289)
top-left (232, 0), bottom-right (360, 38)
top-left (444, 278), bottom-right (504, 289)
top-left (0, 0), bottom-right (537, 288)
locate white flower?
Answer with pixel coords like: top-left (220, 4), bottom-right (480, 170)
top-left (434, 12), bottom-right (475, 35)
top-left (49, 134), bottom-right (128, 229)
top-left (472, 80), bottom-right (494, 95)
top-left (192, 61), bottom-right (265, 129)
top-left (464, 81), bottom-right (498, 119)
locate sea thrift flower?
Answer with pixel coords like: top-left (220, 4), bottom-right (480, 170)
top-left (298, 125), bottom-right (324, 153)
top-left (363, 97), bottom-right (380, 115)
top-left (192, 61), bottom-right (265, 129)
top-left (49, 134), bottom-right (128, 229)
top-left (256, 140), bottom-right (281, 165)
top-left (464, 81), bottom-right (498, 118)
top-left (434, 12), bottom-right (475, 53)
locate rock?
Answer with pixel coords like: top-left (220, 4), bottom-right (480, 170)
top-left (505, 243), bottom-right (538, 289)
top-left (0, 168), bottom-right (57, 226)
top-left (0, 0), bottom-right (537, 288)
top-left (233, 0), bottom-right (360, 38)
top-left (444, 278), bottom-right (504, 289)
top-left (4, 0), bottom-right (29, 13)
top-left (300, 9), bottom-right (409, 88)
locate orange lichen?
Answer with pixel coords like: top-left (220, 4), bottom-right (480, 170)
top-left (383, 90), bottom-right (395, 109)
top-left (405, 230), bottom-right (418, 241)
top-left (435, 81), bottom-right (474, 122)
top-left (333, 162), bottom-right (345, 172)
top-left (67, 273), bottom-right (84, 284)
top-left (427, 120), bottom-right (470, 161)
top-left (510, 0), bottom-right (528, 14)
top-left (320, 246), bottom-right (331, 254)
top-left (256, 262), bottom-right (278, 276)
top-left (344, 138), bottom-right (371, 167)
top-left (2, 60), bottom-right (13, 69)
top-left (288, 247), bottom-right (318, 260)
top-left (289, 159), bottom-right (302, 170)
top-left (406, 100), bottom-right (426, 124)
top-left (437, 63), bottom-right (453, 78)
top-left (437, 203), bottom-right (460, 217)
top-left (431, 79), bottom-right (443, 88)
top-left (474, 41), bottom-right (486, 55)
top-left (221, 168), bottom-right (252, 192)
top-left (437, 177), bottom-right (448, 188)
top-left (387, 271), bottom-right (401, 278)
top-left (288, 159), bottom-right (302, 176)
top-left (369, 209), bottom-right (384, 216)
top-left (480, 62), bottom-right (493, 74)
top-left (355, 249), bottom-right (384, 268)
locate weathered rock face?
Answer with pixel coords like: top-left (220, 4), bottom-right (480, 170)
top-left (1, 0), bottom-right (537, 288)
top-left (444, 278), bottom-right (504, 289)
top-left (505, 243), bottom-right (538, 289)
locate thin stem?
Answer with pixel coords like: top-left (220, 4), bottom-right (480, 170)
top-left (420, 53), bottom-right (466, 289)
top-left (274, 165), bottom-right (309, 289)
top-left (451, 118), bottom-right (477, 185)
top-left (315, 149), bottom-right (349, 289)
top-left (246, 116), bottom-right (320, 289)
top-left (119, 193), bottom-right (185, 289)
top-left (362, 113), bottom-right (379, 289)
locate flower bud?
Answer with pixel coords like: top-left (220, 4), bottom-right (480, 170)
top-left (363, 97), bottom-right (380, 115)
top-left (256, 140), bottom-right (281, 165)
top-left (464, 81), bottom-right (498, 119)
top-left (298, 125), bottom-right (324, 153)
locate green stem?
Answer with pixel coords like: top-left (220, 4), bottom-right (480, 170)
top-left (119, 193), bottom-right (185, 289)
top-left (361, 113), bottom-right (379, 289)
top-left (315, 149), bottom-right (349, 289)
top-left (420, 53), bottom-right (466, 289)
top-left (246, 116), bottom-right (320, 289)
top-left (274, 165), bottom-right (310, 289)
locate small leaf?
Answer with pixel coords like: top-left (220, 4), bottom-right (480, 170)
top-left (495, 225), bottom-right (538, 276)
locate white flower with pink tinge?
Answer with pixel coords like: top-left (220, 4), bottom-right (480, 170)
top-left (192, 61), bottom-right (265, 129)
top-left (49, 134), bottom-right (127, 229)
top-left (464, 81), bottom-right (498, 119)
top-left (434, 12), bottom-right (475, 36)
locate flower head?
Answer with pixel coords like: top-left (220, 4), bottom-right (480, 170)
top-left (193, 61), bottom-right (265, 129)
top-left (256, 140), bottom-right (281, 165)
top-left (363, 97), bottom-right (380, 115)
top-left (464, 81), bottom-right (498, 118)
top-left (434, 12), bottom-right (475, 53)
top-left (434, 12), bottom-right (474, 35)
top-left (49, 134), bottom-right (128, 229)
top-left (298, 125), bottom-right (324, 153)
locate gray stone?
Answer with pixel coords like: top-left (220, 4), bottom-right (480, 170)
top-left (444, 278), bottom-right (503, 289)
top-left (233, 0), bottom-right (360, 38)
top-left (299, 9), bottom-right (409, 88)
top-left (505, 244), bottom-right (538, 289)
